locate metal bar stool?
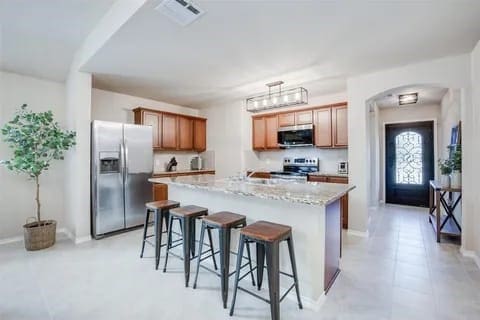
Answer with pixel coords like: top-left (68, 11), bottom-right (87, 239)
top-left (140, 200), bottom-right (180, 269)
top-left (193, 211), bottom-right (256, 309)
top-left (230, 221), bottom-right (303, 320)
top-left (163, 205), bottom-right (218, 287)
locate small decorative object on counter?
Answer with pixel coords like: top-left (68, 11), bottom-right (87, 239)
top-left (0, 104), bottom-right (76, 251)
top-left (438, 159), bottom-right (452, 188)
top-left (451, 145), bottom-right (462, 188)
top-left (166, 157), bottom-right (178, 172)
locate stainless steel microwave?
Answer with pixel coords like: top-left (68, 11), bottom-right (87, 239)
top-left (277, 124), bottom-right (314, 148)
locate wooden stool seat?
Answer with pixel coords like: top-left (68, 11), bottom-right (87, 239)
top-left (240, 220), bottom-right (291, 242)
top-left (146, 200), bottom-right (180, 210)
top-left (170, 205), bottom-right (208, 217)
top-left (202, 211), bottom-right (246, 228)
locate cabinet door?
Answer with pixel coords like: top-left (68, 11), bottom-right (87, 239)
top-left (295, 110), bottom-right (313, 125)
top-left (265, 115), bottom-right (279, 149)
top-left (152, 183), bottom-right (168, 201)
top-left (162, 114), bottom-right (178, 149)
top-left (252, 117), bottom-right (266, 150)
top-left (278, 113), bottom-right (295, 127)
top-left (314, 108), bottom-right (332, 147)
top-left (332, 105), bottom-right (348, 147)
top-left (193, 119), bottom-right (207, 152)
top-left (178, 116), bottom-right (193, 150)
top-left (328, 176), bottom-right (348, 184)
top-left (135, 111), bottom-right (161, 148)
top-left (308, 175), bottom-right (328, 182)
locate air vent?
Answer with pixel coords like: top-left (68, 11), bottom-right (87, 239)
top-left (155, 0), bottom-right (205, 26)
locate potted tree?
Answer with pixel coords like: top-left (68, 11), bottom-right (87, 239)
top-left (438, 159), bottom-right (452, 188)
top-left (0, 105), bottom-right (76, 251)
top-left (451, 145), bottom-right (462, 188)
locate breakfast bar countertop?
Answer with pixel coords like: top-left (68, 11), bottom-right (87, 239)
top-left (148, 175), bottom-right (355, 207)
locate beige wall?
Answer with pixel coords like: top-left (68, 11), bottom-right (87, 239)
top-left (0, 71), bottom-right (66, 241)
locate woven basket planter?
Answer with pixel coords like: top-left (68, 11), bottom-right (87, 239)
top-left (23, 220), bottom-right (56, 251)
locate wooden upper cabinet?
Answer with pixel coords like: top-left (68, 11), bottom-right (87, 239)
top-left (265, 115), bottom-right (279, 149)
top-left (332, 105), bottom-right (348, 147)
top-left (314, 107), bottom-right (332, 147)
top-left (193, 119), bottom-right (207, 152)
top-left (295, 110), bottom-right (313, 125)
top-left (177, 116), bottom-right (193, 150)
top-left (278, 113), bottom-right (295, 127)
top-left (162, 114), bottom-right (178, 149)
top-left (252, 117), bottom-right (266, 150)
top-left (135, 110), bottom-right (161, 148)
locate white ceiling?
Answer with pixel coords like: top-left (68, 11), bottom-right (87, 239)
top-left (84, 0), bottom-right (480, 108)
top-left (374, 86), bottom-right (448, 109)
top-left (0, 0), bottom-right (115, 81)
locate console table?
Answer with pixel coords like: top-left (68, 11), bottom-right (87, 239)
top-left (428, 180), bottom-right (462, 242)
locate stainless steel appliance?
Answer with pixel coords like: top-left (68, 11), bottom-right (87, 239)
top-left (338, 161), bottom-right (348, 174)
top-left (190, 156), bottom-right (203, 170)
top-left (91, 121), bottom-right (153, 239)
top-left (270, 157), bottom-right (319, 181)
top-left (277, 124), bottom-right (314, 148)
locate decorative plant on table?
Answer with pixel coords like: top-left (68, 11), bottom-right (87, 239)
top-left (438, 159), bottom-right (452, 188)
top-left (451, 145), bottom-right (462, 188)
top-left (0, 104), bottom-right (76, 250)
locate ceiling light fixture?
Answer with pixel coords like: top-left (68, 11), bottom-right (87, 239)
top-left (246, 81), bottom-right (308, 112)
top-left (398, 93), bottom-right (418, 105)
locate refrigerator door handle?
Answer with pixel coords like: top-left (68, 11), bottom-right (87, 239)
top-left (124, 139), bottom-right (129, 182)
top-left (120, 142), bottom-right (126, 183)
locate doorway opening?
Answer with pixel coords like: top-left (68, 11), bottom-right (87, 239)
top-left (385, 121), bottom-right (434, 207)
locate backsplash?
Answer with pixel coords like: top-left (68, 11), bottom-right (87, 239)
top-left (244, 147), bottom-right (348, 173)
top-left (153, 150), bottom-right (216, 173)
top-left (154, 152), bottom-right (199, 172)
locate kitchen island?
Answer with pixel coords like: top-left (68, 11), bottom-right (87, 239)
top-left (148, 175), bottom-right (354, 309)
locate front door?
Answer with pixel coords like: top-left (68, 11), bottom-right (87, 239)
top-left (385, 121), bottom-right (434, 207)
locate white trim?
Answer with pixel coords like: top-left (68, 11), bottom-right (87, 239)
top-left (75, 235), bottom-right (92, 244)
top-left (0, 236), bottom-right (23, 245)
top-left (0, 228), bottom-right (89, 246)
top-left (283, 287), bottom-right (326, 311)
top-left (347, 229), bottom-right (369, 238)
top-left (460, 247), bottom-right (480, 269)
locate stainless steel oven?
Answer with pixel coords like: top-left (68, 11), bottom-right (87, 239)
top-left (277, 124), bottom-right (314, 148)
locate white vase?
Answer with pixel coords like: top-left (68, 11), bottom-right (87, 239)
top-left (440, 174), bottom-right (451, 188)
top-left (451, 171), bottom-right (462, 188)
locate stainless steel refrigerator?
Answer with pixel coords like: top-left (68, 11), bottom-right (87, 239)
top-left (91, 120), bottom-right (153, 239)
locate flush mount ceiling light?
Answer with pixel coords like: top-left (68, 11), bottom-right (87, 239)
top-left (155, 0), bottom-right (205, 26)
top-left (398, 92), bottom-right (418, 105)
top-left (246, 81), bottom-right (308, 113)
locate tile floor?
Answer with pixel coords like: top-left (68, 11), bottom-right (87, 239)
top-left (1, 204), bottom-right (479, 320)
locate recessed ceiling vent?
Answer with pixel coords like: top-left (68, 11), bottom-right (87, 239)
top-left (155, 0), bottom-right (205, 26)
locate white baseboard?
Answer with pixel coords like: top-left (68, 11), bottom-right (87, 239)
top-left (0, 235), bottom-right (23, 245)
top-left (283, 287), bottom-right (326, 311)
top-left (0, 228), bottom-right (91, 246)
top-left (347, 229), bottom-right (369, 238)
top-left (460, 247), bottom-right (480, 269)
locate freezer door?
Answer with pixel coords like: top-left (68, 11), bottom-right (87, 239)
top-left (123, 124), bottom-right (153, 228)
top-left (91, 121), bottom-right (125, 237)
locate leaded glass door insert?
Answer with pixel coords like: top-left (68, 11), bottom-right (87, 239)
top-left (386, 121), bottom-right (434, 207)
top-left (395, 131), bottom-right (423, 185)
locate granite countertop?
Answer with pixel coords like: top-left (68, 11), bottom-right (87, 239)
top-left (308, 172), bottom-right (349, 178)
top-left (148, 175), bottom-right (355, 206)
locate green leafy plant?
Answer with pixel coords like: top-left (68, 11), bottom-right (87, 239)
top-left (438, 159), bottom-right (452, 175)
top-left (452, 145), bottom-right (462, 172)
top-left (0, 104), bottom-right (76, 225)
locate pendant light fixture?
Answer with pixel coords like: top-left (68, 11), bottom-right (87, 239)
top-left (246, 81), bottom-right (308, 112)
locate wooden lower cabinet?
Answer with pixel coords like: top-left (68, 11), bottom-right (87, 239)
top-left (153, 183), bottom-right (168, 201)
top-left (308, 175), bottom-right (349, 229)
top-left (246, 171), bottom-right (271, 179)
